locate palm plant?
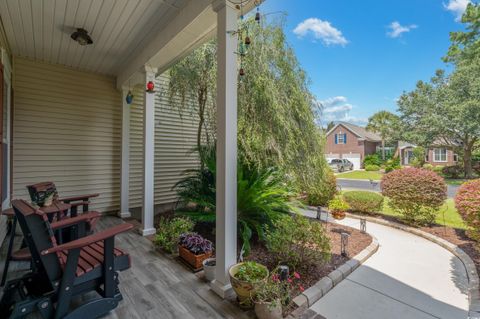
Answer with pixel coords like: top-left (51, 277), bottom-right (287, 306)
top-left (366, 111), bottom-right (400, 160)
top-left (173, 147), bottom-right (293, 255)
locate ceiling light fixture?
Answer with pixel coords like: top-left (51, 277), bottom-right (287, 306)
top-left (70, 28), bottom-right (93, 46)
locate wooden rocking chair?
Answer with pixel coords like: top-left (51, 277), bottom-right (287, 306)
top-left (0, 200), bottom-right (132, 319)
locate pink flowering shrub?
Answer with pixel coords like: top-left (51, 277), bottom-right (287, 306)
top-left (381, 167), bottom-right (447, 225)
top-left (455, 179), bottom-right (480, 242)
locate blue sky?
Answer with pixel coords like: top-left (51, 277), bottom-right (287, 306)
top-left (261, 0), bottom-right (471, 126)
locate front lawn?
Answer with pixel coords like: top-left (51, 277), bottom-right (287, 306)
top-left (336, 170), bottom-right (383, 181)
top-left (380, 198), bottom-right (465, 229)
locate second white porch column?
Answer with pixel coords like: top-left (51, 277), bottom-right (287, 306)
top-left (120, 88), bottom-right (131, 218)
top-left (211, 0), bottom-right (238, 298)
top-left (141, 66), bottom-right (157, 236)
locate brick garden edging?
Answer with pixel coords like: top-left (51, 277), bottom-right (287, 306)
top-left (288, 232), bottom-right (379, 318)
top-left (344, 213), bottom-right (480, 318)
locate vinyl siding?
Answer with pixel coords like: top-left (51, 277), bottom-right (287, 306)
top-left (12, 57), bottom-right (121, 212)
top-left (129, 74), bottom-right (199, 208)
top-left (12, 58), bottom-right (200, 214)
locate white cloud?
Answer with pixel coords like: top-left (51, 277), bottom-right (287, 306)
top-left (318, 96), bottom-right (368, 125)
top-left (444, 0), bottom-right (471, 21)
top-left (293, 18), bottom-right (348, 46)
top-left (387, 21), bottom-right (418, 38)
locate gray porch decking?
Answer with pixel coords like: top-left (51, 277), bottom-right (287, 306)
top-left (0, 216), bottom-right (251, 319)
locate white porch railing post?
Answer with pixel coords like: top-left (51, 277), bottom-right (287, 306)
top-left (211, 0), bottom-right (238, 298)
top-left (120, 88), bottom-right (131, 218)
top-left (141, 66), bottom-right (157, 236)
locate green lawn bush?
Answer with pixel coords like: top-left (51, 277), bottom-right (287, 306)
top-left (384, 157), bottom-right (401, 173)
top-left (365, 164), bottom-right (380, 171)
top-left (442, 165), bottom-right (464, 179)
top-left (343, 191), bottom-right (384, 214)
top-left (154, 217), bottom-right (194, 253)
top-left (364, 154), bottom-right (382, 167)
top-left (422, 163), bottom-right (434, 171)
top-left (306, 170), bottom-right (337, 206)
top-left (433, 165), bottom-right (444, 173)
top-left (266, 215), bottom-right (330, 269)
top-left (455, 179), bottom-right (480, 242)
top-left (381, 167), bottom-right (447, 225)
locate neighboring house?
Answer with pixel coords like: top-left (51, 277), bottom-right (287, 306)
top-left (397, 140), bottom-right (458, 167)
top-left (325, 122), bottom-right (382, 169)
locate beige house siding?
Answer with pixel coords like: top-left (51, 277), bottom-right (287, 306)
top-left (12, 57), bottom-right (122, 212)
top-left (129, 74), bottom-right (199, 209)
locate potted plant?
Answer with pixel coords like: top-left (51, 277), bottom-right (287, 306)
top-left (202, 257), bottom-right (216, 282)
top-left (328, 197), bottom-right (350, 220)
top-left (253, 270), bottom-right (305, 319)
top-left (178, 233), bottom-right (213, 271)
top-left (229, 261), bottom-right (269, 307)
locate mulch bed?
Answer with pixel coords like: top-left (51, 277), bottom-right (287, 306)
top-left (354, 213), bottom-right (480, 278)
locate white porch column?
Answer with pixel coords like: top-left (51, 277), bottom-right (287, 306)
top-left (141, 66), bottom-right (157, 236)
top-left (211, 0), bottom-right (238, 298)
top-left (120, 88), bottom-right (132, 218)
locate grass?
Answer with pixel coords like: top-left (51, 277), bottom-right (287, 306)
top-left (444, 179), bottom-right (468, 186)
top-left (336, 170), bottom-right (383, 181)
top-left (380, 198), bottom-right (466, 229)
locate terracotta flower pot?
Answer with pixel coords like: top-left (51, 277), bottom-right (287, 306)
top-left (228, 262), bottom-right (269, 307)
top-left (332, 211), bottom-right (346, 220)
top-left (254, 300), bottom-right (283, 319)
top-left (178, 245), bottom-right (212, 271)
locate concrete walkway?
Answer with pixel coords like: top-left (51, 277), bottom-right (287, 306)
top-left (301, 210), bottom-right (469, 319)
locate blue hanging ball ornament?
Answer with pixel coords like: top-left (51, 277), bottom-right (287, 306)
top-left (126, 91), bottom-right (134, 104)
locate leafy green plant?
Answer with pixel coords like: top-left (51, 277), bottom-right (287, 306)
top-left (306, 170), bottom-right (337, 206)
top-left (174, 147), bottom-right (293, 255)
top-left (154, 217), bottom-right (194, 253)
top-left (384, 157), bottom-right (401, 173)
top-left (252, 270), bottom-right (304, 309)
top-left (266, 215), bottom-right (331, 269)
top-left (365, 164), bottom-right (380, 171)
top-left (411, 147), bottom-right (426, 167)
top-left (381, 167), bottom-right (447, 225)
top-left (235, 261), bottom-right (268, 282)
top-left (364, 154), bottom-right (382, 167)
top-left (343, 191), bottom-right (384, 214)
top-left (328, 197), bottom-right (350, 213)
top-left (442, 165), bottom-right (464, 179)
top-left (423, 163), bottom-right (434, 171)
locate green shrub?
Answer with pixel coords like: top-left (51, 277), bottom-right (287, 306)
top-left (433, 165), bottom-right (444, 173)
top-left (412, 147), bottom-right (426, 167)
top-left (174, 146), bottom-right (292, 255)
top-left (327, 197), bottom-right (350, 213)
top-left (306, 170), bottom-right (337, 206)
top-left (422, 163), bottom-right (434, 171)
top-left (442, 165), bottom-right (464, 179)
top-left (384, 157), bottom-right (401, 173)
top-left (266, 215), bottom-right (330, 269)
top-left (154, 217), bottom-right (194, 253)
top-left (365, 164), bottom-right (380, 171)
top-left (364, 154), bottom-right (382, 167)
top-left (235, 261), bottom-right (268, 282)
top-left (455, 179), bottom-right (480, 241)
top-left (381, 167), bottom-right (447, 225)
top-left (343, 191), bottom-right (384, 214)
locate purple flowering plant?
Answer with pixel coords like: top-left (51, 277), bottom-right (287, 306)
top-left (179, 233), bottom-right (213, 255)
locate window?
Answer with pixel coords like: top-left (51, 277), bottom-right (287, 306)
top-left (454, 154), bottom-right (458, 162)
top-left (335, 132), bottom-right (346, 144)
top-left (433, 148), bottom-right (447, 162)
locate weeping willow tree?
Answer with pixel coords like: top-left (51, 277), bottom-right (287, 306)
top-left (169, 18), bottom-right (330, 198)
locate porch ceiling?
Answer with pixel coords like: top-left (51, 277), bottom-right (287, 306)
top-left (0, 0), bottom-right (189, 76)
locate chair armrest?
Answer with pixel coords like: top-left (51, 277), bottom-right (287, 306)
top-left (68, 201), bottom-right (90, 208)
top-left (50, 211), bottom-right (101, 230)
top-left (59, 193), bottom-right (99, 202)
top-left (41, 223), bottom-right (133, 255)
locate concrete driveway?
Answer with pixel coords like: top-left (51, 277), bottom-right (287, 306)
top-left (337, 178), bottom-right (460, 198)
top-left (305, 214), bottom-right (469, 319)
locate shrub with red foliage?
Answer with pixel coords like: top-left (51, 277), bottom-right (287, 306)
top-left (381, 167), bottom-right (447, 225)
top-left (455, 179), bottom-right (480, 242)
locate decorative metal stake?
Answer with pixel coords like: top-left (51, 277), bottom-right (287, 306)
top-left (316, 206), bottom-right (322, 220)
top-left (360, 218), bottom-right (367, 233)
top-left (341, 232), bottom-right (350, 257)
top-left (278, 265), bottom-right (289, 281)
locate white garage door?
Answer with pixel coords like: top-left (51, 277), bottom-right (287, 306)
top-left (342, 154), bottom-right (361, 170)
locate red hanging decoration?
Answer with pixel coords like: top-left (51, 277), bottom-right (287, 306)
top-left (146, 81), bottom-right (155, 93)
